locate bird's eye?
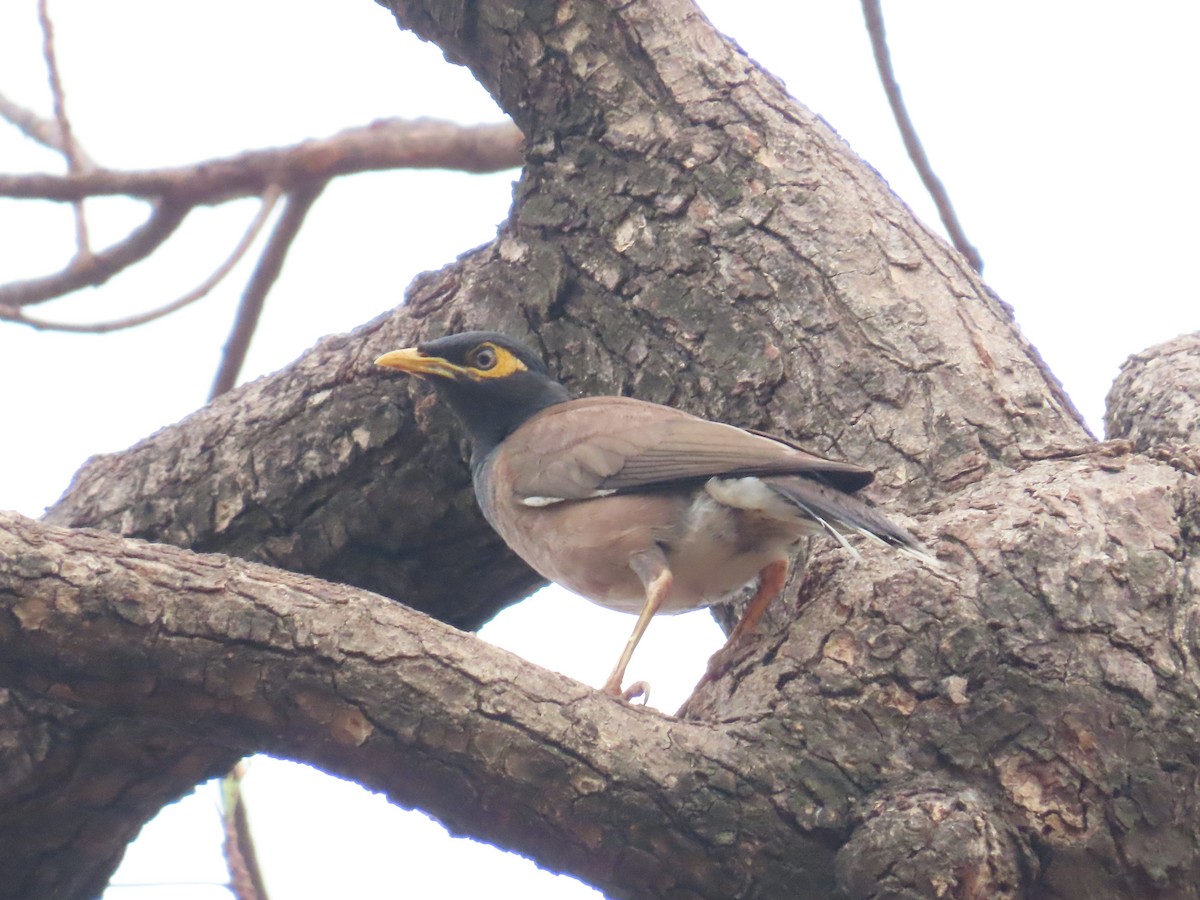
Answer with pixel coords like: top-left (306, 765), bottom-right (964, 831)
top-left (472, 346), bottom-right (498, 370)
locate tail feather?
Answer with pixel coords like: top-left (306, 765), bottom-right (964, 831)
top-left (764, 475), bottom-right (939, 566)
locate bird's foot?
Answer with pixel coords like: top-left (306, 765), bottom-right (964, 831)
top-left (621, 681), bottom-right (650, 703)
top-left (601, 678), bottom-right (650, 703)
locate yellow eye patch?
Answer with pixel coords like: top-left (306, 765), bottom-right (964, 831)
top-left (467, 342), bottom-right (528, 380)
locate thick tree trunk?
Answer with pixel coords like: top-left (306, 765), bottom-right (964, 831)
top-left (3, 0), bottom-right (1197, 897)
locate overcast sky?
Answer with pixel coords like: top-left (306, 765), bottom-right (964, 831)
top-left (1, 2), bottom-right (1196, 898)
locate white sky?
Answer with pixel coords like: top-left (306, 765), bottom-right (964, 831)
top-left (1, 2), bottom-right (1196, 898)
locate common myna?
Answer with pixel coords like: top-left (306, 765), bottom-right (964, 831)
top-left (377, 331), bottom-right (933, 697)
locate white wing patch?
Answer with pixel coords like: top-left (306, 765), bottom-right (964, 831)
top-left (521, 489), bottom-right (617, 507)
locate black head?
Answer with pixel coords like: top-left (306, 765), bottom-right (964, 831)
top-left (375, 331), bottom-right (569, 461)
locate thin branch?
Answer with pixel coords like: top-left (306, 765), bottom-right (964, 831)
top-left (221, 763), bottom-right (270, 900)
top-left (0, 187), bottom-right (281, 333)
top-left (36, 0), bottom-right (79, 169)
top-left (0, 89), bottom-right (95, 166)
top-left (0, 200), bottom-right (188, 308)
top-left (209, 182), bottom-right (324, 399)
top-left (861, 0), bottom-right (983, 273)
top-left (37, 0), bottom-right (91, 257)
top-left (0, 118), bottom-right (518, 315)
top-left (0, 118), bottom-right (523, 203)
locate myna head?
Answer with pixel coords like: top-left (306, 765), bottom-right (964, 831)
top-left (375, 331), bottom-right (570, 461)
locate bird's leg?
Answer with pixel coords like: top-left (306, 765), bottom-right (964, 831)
top-left (728, 558), bottom-right (789, 643)
top-left (694, 559), bottom-right (790, 693)
top-left (601, 549), bottom-right (673, 697)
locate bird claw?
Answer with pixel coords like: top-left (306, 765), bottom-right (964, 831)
top-left (603, 680), bottom-right (651, 703)
top-left (621, 681), bottom-right (650, 703)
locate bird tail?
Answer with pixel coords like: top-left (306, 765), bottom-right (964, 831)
top-left (763, 476), bottom-right (938, 566)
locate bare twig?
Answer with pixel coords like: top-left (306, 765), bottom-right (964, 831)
top-left (0, 90), bottom-right (95, 165)
top-left (37, 0), bottom-right (91, 257)
top-left (0, 201), bottom-right (188, 307)
top-left (861, 0), bottom-right (983, 272)
top-left (221, 764), bottom-right (270, 900)
top-left (209, 183), bottom-right (325, 399)
top-left (0, 118), bottom-right (523, 203)
top-left (0, 117), bottom-right (520, 326)
top-left (0, 188), bottom-right (281, 332)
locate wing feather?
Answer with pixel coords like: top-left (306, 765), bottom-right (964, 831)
top-left (502, 396), bottom-right (872, 501)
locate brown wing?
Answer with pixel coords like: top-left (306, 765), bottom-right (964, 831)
top-left (502, 396), bottom-right (872, 502)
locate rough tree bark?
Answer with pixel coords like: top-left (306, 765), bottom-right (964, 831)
top-left (2, 1), bottom-right (1197, 897)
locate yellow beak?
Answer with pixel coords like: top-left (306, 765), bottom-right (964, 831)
top-left (375, 347), bottom-right (458, 378)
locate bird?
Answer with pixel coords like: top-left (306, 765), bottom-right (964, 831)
top-left (376, 331), bottom-right (933, 697)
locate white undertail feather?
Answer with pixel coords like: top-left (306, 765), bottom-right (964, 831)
top-left (707, 475), bottom-right (942, 568)
top-left (801, 507), bottom-right (864, 561)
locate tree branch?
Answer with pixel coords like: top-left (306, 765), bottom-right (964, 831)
top-left (0, 511), bottom-right (815, 899)
top-left (0, 199), bottom-right (189, 307)
top-left (0, 89), bottom-right (95, 166)
top-left (860, 0), bottom-right (983, 272)
top-left (1105, 331), bottom-right (1200, 447)
top-left (0, 117), bottom-right (521, 316)
top-left (37, 0), bottom-right (92, 256)
top-left (222, 764), bottom-right (270, 900)
top-left (210, 183), bottom-right (325, 398)
top-left (0, 187), bottom-right (281, 332)
top-left (0, 118), bottom-right (522, 203)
